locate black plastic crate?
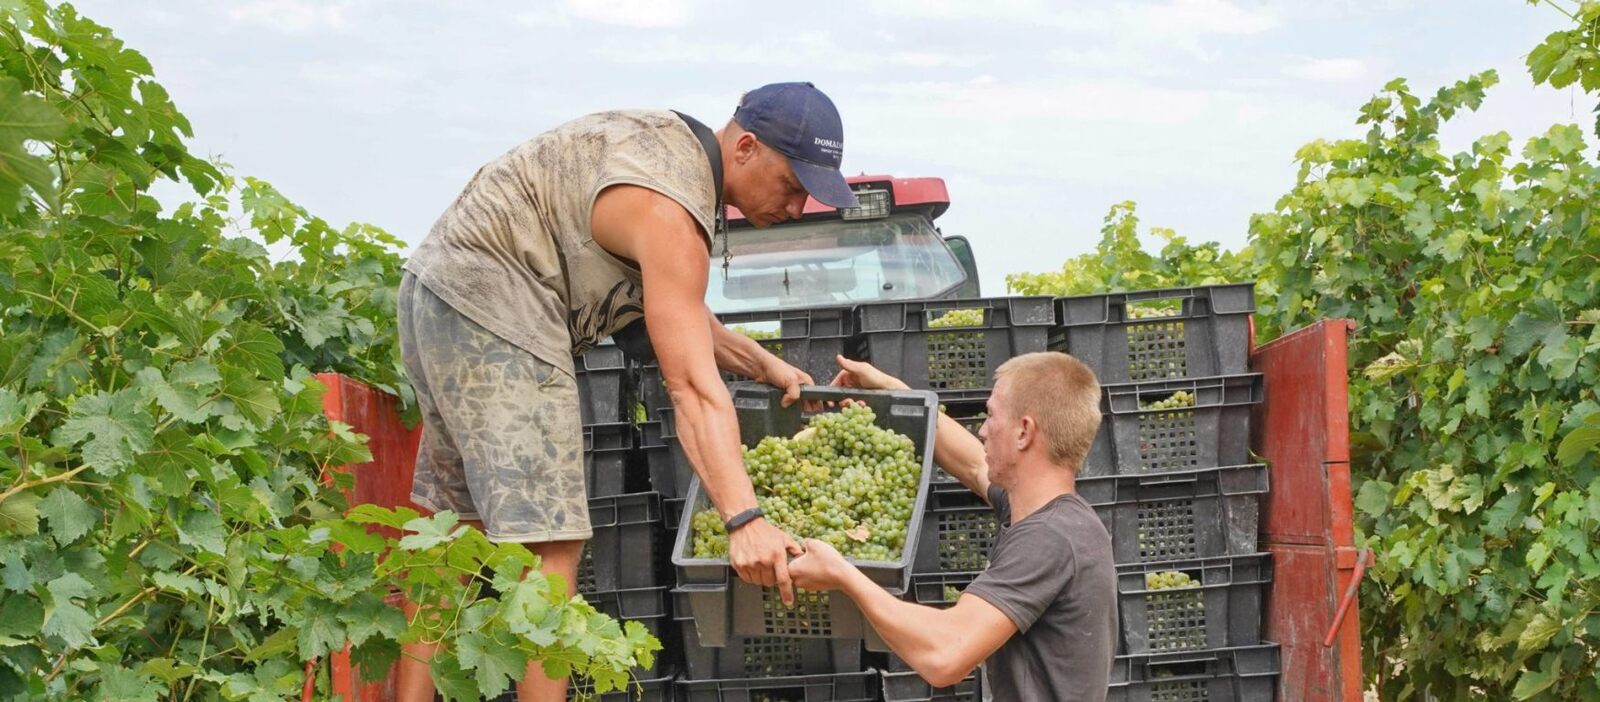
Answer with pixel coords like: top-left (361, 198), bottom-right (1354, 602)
top-left (673, 386), bottom-right (939, 652)
top-left (639, 363), bottom-right (670, 418)
top-left (854, 297), bottom-right (1054, 401)
top-left (1117, 554), bottom-right (1271, 654)
top-left (1081, 374), bottom-right (1263, 479)
top-left (1108, 643), bottom-right (1281, 702)
top-left (1084, 465), bottom-right (1268, 565)
top-left (911, 484), bottom-right (997, 576)
top-left (585, 422), bottom-right (637, 497)
top-left (675, 670), bottom-right (877, 702)
top-left (577, 342), bottom-right (634, 425)
top-left (716, 306), bottom-right (858, 386)
top-left (564, 674), bottom-right (674, 702)
top-left (675, 590), bottom-right (863, 680)
top-left (881, 665), bottom-right (980, 702)
top-left (644, 408), bottom-right (695, 499)
top-left (579, 491), bottom-right (667, 593)
top-left (908, 570), bottom-right (982, 606)
top-left (1052, 283), bottom-right (1255, 385)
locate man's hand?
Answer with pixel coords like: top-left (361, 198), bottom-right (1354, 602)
top-left (829, 355), bottom-right (909, 391)
top-left (787, 538), bottom-right (854, 592)
top-left (758, 356), bottom-right (813, 408)
top-left (728, 518), bottom-right (805, 606)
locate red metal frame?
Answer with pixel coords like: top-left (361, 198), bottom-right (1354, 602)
top-left (313, 374), bottom-right (424, 702)
top-left (1250, 319), bottom-right (1364, 702)
top-left (725, 174), bottom-right (950, 223)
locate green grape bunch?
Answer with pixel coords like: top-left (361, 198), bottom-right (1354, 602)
top-left (1143, 570), bottom-right (1198, 591)
top-left (1140, 390), bottom-right (1196, 411)
top-left (928, 308), bottom-right (985, 328)
top-left (690, 403), bottom-right (923, 562)
top-left (1126, 302), bottom-right (1181, 320)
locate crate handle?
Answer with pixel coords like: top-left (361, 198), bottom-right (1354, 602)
top-left (1323, 548), bottom-right (1371, 647)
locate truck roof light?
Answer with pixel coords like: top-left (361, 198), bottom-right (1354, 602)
top-left (841, 189), bottom-right (890, 220)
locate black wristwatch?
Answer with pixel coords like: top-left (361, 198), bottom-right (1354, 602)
top-left (724, 507), bottom-right (765, 533)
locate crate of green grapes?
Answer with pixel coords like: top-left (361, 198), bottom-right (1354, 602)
top-left (1051, 283), bottom-right (1255, 385)
top-left (1116, 553), bottom-right (1272, 655)
top-left (1088, 465), bottom-right (1268, 565)
top-left (854, 297), bottom-right (1054, 401)
top-left (1082, 373), bottom-right (1263, 478)
top-left (672, 385), bottom-right (939, 652)
top-left (1107, 642), bottom-right (1281, 702)
top-left (908, 570), bottom-right (982, 606)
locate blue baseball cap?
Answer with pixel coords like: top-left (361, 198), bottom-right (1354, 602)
top-left (734, 82), bottom-right (859, 209)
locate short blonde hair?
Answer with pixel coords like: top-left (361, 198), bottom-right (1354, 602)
top-left (994, 352), bottom-right (1102, 470)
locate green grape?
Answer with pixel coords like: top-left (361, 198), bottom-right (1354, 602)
top-left (1140, 390), bottom-right (1196, 411)
top-left (729, 325), bottom-right (780, 341)
top-left (927, 308), bottom-right (985, 328)
top-left (691, 403), bottom-right (925, 564)
top-left (943, 585), bottom-right (961, 602)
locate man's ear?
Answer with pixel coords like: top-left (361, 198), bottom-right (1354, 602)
top-left (1017, 416), bottom-right (1037, 453)
top-left (732, 131), bottom-right (760, 165)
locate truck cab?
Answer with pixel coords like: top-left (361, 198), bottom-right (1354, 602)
top-left (705, 175), bottom-right (980, 315)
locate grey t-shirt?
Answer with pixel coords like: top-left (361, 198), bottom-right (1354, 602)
top-left (964, 486), bottom-right (1118, 702)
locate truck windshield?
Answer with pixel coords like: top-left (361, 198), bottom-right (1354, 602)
top-left (704, 213), bottom-right (967, 314)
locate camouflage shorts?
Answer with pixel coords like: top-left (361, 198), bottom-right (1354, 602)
top-left (397, 273), bottom-right (590, 543)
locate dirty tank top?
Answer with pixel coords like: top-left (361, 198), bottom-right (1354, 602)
top-left (402, 109), bottom-right (717, 376)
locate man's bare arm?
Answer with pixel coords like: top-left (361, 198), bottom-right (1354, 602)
top-left (708, 314), bottom-right (770, 380)
top-left (836, 566), bottom-right (1015, 688)
top-left (591, 184), bottom-right (801, 602)
top-left (933, 413), bottom-right (991, 500)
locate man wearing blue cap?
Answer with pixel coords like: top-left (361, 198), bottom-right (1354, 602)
top-left (394, 82), bottom-right (858, 701)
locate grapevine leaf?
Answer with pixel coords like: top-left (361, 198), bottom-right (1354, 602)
top-left (1512, 654), bottom-right (1562, 699)
top-left (0, 492), bottom-right (42, 536)
top-left (295, 599), bottom-right (344, 660)
top-left (51, 390), bottom-right (154, 474)
top-left (0, 594), bottom-right (43, 636)
top-left (0, 77), bottom-right (69, 210)
top-left (398, 512), bottom-right (460, 551)
top-left (1517, 607), bottom-right (1564, 655)
top-left (0, 388), bottom-right (46, 434)
top-left (216, 322), bottom-right (285, 379)
top-left (95, 666), bottom-right (162, 702)
top-left (458, 631), bottom-right (525, 698)
top-left (133, 360), bottom-right (221, 424)
top-left (429, 654), bottom-right (480, 702)
top-left (0, 555), bottom-right (33, 592)
top-left (1556, 417), bottom-right (1600, 466)
top-left (42, 573), bottom-right (97, 649)
top-left (176, 509), bottom-right (227, 556)
top-left (39, 488), bottom-right (95, 546)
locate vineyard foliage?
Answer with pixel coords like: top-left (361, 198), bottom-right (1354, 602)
top-left (1011, 14), bottom-right (1600, 702)
top-left (0, 3), bottom-right (654, 700)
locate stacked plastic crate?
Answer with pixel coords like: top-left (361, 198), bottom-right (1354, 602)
top-left (852, 296), bottom-right (1055, 701)
top-left (670, 385), bottom-right (940, 702)
top-left (571, 341), bottom-right (676, 700)
top-left (1054, 284), bottom-right (1281, 702)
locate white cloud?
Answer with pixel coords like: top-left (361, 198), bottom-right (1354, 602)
top-left (1282, 57), bottom-right (1369, 82)
top-left (225, 0), bottom-right (349, 34)
top-left (1140, 0), bottom-right (1279, 36)
top-left (594, 33), bottom-right (987, 72)
top-left (565, 0), bottom-right (693, 28)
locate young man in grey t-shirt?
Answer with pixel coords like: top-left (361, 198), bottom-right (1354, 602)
top-left (789, 352), bottom-right (1117, 701)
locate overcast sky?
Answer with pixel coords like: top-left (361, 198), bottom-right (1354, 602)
top-left (75, 0), bottom-right (1590, 294)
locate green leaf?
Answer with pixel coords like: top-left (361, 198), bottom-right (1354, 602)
top-left (429, 654), bottom-right (480, 702)
top-left (458, 631), bottom-right (526, 698)
top-left (1517, 607), bottom-right (1564, 656)
top-left (0, 594), bottom-right (44, 637)
top-left (0, 492), bottom-right (42, 536)
top-left (296, 599), bottom-right (345, 660)
top-left (133, 360), bottom-right (221, 424)
top-left (398, 511), bottom-right (461, 551)
top-left (95, 666), bottom-right (162, 702)
top-left (0, 77), bottom-right (70, 211)
top-left (1557, 414), bottom-right (1600, 466)
top-left (345, 504), bottom-right (419, 529)
top-left (216, 322), bottom-right (285, 379)
top-left (42, 574), bottom-right (96, 649)
top-left (0, 388), bottom-right (46, 434)
top-left (176, 508), bottom-right (227, 555)
top-left (39, 488), bottom-right (95, 545)
top-left (52, 390), bottom-right (155, 474)
top-left (1513, 654), bottom-right (1562, 699)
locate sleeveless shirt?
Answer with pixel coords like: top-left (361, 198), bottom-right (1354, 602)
top-left (403, 109), bottom-right (717, 376)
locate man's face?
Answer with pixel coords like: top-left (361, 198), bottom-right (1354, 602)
top-left (730, 135), bottom-right (809, 228)
top-left (979, 377), bottom-right (1020, 489)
